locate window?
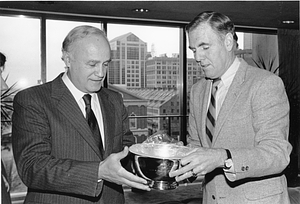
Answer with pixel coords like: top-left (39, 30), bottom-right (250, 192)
top-left (129, 113), bottom-right (137, 129)
top-left (127, 47), bottom-right (139, 59)
top-left (0, 15), bottom-right (40, 89)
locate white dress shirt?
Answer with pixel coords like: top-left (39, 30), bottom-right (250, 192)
top-left (210, 57), bottom-right (240, 119)
top-left (62, 72), bottom-right (105, 148)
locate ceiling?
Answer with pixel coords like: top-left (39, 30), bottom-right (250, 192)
top-left (0, 1), bottom-right (299, 30)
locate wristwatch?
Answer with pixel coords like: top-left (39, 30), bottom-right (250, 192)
top-left (223, 149), bottom-right (232, 170)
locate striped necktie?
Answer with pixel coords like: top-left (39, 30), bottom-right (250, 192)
top-left (206, 78), bottom-right (221, 142)
top-left (83, 94), bottom-right (104, 157)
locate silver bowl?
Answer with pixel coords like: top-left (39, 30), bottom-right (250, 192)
top-left (129, 143), bottom-right (195, 190)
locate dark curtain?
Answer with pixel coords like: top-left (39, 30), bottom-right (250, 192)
top-left (278, 29), bottom-right (300, 187)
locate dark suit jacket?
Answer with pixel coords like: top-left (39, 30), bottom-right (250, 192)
top-left (2, 161), bottom-right (12, 204)
top-left (188, 59), bottom-right (292, 204)
top-left (12, 73), bottom-right (135, 204)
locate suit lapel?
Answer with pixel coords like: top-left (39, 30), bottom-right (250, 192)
top-left (213, 60), bottom-right (248, 145)
top-left (193, 80), bottom-right (211, 147)
top-left (51, 74), bottom-right (102, 158)
top-left (98, 89), bottom-right (115, 158)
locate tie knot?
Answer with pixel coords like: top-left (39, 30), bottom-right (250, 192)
top-left (83, 94), bottom-right (92, 106)
top-left (212, 78), bottom-right (221, 83)
top-left (212, 78), bottom-right (221, 88)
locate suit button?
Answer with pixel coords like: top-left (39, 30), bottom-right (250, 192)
top-left (212, 195), bottom-right (215, 200)
top-left (241, 166), bottom-right (245, 171)
top-left (245, 166), bottom-right (249, 171)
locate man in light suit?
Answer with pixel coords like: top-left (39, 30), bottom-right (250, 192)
top-left (12, 25), bottom-right (150, 204)
top-left (169, 11), bottom-right (292, 203)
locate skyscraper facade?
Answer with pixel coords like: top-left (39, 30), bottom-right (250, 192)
top-left (146, 56), bottom-right (203, 90)
top-left (109, 32), bottom-right (147, 88)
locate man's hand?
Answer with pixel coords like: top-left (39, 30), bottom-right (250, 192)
top-left (98, 146), bottom-right (151, 191)
top-left (169, 147), bottom-right (226, 182)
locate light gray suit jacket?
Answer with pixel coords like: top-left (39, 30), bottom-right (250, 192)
top-left (12, 73), bottom-right (135, 204)
top-left (188, 59), bottom-right (292, 204)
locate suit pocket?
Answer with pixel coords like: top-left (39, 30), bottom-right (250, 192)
top-left (243, 177), bottom-right (283, 201)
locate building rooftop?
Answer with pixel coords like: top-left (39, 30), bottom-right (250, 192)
top-left (128, 88), bottom-right (177, 104)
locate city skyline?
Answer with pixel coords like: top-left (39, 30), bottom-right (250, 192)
top-left (0, 16), bottom-right (244, 89)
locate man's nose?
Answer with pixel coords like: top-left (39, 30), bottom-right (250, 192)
top-left (94, 65), bottom-right (105, 77)
top-left (194, 50), bottom-right (205, 63)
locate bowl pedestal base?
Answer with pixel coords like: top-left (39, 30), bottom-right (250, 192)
top-left (148, 180), bottom-right (178, 190)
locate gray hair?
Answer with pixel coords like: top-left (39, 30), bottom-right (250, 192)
top-left (61, 25), bottom-right (107, 60)
top-left (186, 11), bottom-right (236, 41)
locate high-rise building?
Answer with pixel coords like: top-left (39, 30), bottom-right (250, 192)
top-left (145, 56), bottom-right (203, 90)
top-left (109, 32), bottom-right (147, 88)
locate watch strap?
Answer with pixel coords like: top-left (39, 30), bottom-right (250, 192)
top-left (225, 149), bottom-right (232, 160)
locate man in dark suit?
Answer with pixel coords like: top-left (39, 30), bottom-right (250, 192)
top-left (169, 11), bottom-right (292, 203)
top-left (12, 25), bottom-right (150, 204)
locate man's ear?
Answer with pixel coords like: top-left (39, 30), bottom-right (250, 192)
top-left (62, 51), bottom-right (71, 68)
top-left (224, 33), bottom-right (234, 51)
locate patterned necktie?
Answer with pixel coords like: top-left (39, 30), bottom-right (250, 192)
top-left (206, 78), bottom-right (221, 142)
top-left (83, 94), bottom-right (104, 156)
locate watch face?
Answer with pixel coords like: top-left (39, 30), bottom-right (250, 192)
top-left (224, 159), bottom-right (233, 170)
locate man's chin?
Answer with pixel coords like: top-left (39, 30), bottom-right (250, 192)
top-left (202, 69), bottom-right (215, 79)
top-left (88, 85), bottom-right (102, 93)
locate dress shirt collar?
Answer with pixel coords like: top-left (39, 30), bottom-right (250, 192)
top-left (62, 72), bottom-right (86, 102)
top-left (219, 57), bottom-right (240, 88)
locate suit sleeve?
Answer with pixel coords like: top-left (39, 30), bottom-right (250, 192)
top-left (187, 83), bottom-right (203, 148)
top-left (120, 95), bottom-right (135, 148)
top-left (117, 93), bottom-right (135, 172)
top-left (12, 90), bottom-right (102, 197)
top-left (225, 74), bottom-right (292, 181)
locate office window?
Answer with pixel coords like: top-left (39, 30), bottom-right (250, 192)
top-left (0, 15), bottom-right (40, 89)
top-left (127, 47), bottom-right (139, 59)
top-left (0, 15), bottom-right (42, 197)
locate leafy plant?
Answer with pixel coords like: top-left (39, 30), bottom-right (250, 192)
top-left (252, 55), bottom-right (280, 74)
top-left (1, 77), bottom-right (18, 128)
top-left (252, 55), bottom-right (299, 99)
